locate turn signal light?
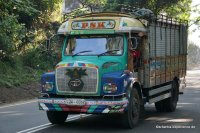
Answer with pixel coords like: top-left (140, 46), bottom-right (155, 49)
top-left (103, 83), bottom-right (117, 93)
top-left (42, 82), bottom-right (54, 92)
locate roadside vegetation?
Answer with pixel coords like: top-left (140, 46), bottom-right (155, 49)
top-left (187, 42), bottom-right (200, 69)
top-left (0, 0), bottom-right (199, 88)
top-left (0, 0), bottom-right (62, 87)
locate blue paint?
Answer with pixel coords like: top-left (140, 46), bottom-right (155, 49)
top-left (45, 103), bottom-right (56, 111)
top-left (94, 105), bottom-right (107, 113)
top-left (41, 72), bottom-right (56, 94)
top-left (101, 71), bottom-right (129, 95)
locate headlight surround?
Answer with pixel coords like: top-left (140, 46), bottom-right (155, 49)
top-left (42, 82), bottom-right (54, 92)
top-left (103, 83), bottom-right (117, 93)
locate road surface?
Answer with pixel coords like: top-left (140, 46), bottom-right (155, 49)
top-left (0, 70), bottom-right (199, 133)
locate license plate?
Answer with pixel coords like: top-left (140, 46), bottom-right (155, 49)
top-left (65, 99), bottom-right (86, 106)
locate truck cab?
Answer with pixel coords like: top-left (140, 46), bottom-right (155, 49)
top-left (38, 12), bottom-right (187, 128)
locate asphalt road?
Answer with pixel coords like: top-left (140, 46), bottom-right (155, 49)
top-left (0, 70), bottom-right (199, 133)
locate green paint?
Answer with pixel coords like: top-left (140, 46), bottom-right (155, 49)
top-left (70, 30), bottom-right (115, 35)
top-left (53, 104), bottom-right (62, 111)
top-left (87, 105), bottom-right (98, 113)
top-left (109, 110), bottom-right (115, 113)
top-left (114, 106), bottom-right (121, 109)
top-left (123, 22), bottom-right (128, 26)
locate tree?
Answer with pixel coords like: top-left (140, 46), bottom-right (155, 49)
top-left (0, 0), bottom-right (39, 56)
top-left (0, 0), bottom-right (63, 59)
top-left (75, 0), bottom-right (192, 21)
top-left (164, 0), bottom-right (192, 21)
top-left (189, 3), bottom-right (200, 30)
top-left (187, 42), bottom-right (200, 68)
top-left (78, 0), bottom-right (107, 11)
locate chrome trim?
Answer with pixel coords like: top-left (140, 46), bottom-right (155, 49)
top-left (103, 93), bottom-right (126, 98)
top-left (103, 93), bottom-right (126, 100)
top-left (38, 98), bottom-right (128, 106)
top-left (55, 66), bottom-right (99, 94)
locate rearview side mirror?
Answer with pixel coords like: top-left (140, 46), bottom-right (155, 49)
top-left (46, 34), bottom-right (56, 51)
top-left (128, 37), bottom-right (138, 50)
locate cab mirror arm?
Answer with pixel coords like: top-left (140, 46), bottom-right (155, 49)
top-left (46, 39), bottom-right (51, 51)
top-left (46, 34), bottom-right (56, 51)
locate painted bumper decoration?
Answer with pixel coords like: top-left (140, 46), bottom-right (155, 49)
top-left (38, 98), bottom-right (128, 113)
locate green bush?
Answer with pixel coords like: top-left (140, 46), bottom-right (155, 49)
top-left (22, 46), bottom-right (58, 70)
top-left (0, 56), bottom-right (43, 88)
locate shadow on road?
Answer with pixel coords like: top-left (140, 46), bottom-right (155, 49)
top-left (39, 101), bottom-right (199, 133)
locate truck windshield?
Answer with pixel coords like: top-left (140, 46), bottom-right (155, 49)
top-left (65, 35), bottom-right (124, 56)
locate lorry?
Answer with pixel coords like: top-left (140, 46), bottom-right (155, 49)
top-left (38, 8), bottom-right (188, 128)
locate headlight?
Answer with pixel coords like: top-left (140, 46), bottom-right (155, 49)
top-left (42, 82), bottom-right (54, 92)
top-left (103, 83), bottom-right (117, 93)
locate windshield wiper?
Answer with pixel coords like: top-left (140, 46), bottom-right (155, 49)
top-left (97, 49), bottom-right (120, 57)
top-left (72, 50), bottom-right (92, 57)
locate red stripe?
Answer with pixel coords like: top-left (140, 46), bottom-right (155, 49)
top-left (81, 105), bottom-right (90, 113)
top-left (59, 104), bottom-right (70, 111)
top-left (70, 106), bottom-right (82, 112)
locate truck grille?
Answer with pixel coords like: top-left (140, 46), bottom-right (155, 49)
top-left (56, 67), bottom-right (98, 94)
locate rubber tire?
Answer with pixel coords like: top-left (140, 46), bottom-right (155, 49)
top-left (165, 80), bottom-right (179, 112)
top-left (155, 80), bottom-right (179, 112)
top-left (155, 100), bottom-right (166, 112)
top-left (123, 88), bottom-right (141, 129)
top-left (47, 111), bottom-right (68, 124)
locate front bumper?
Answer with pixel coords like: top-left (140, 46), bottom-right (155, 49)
top-left (38, 98), bottom-right (128, 113)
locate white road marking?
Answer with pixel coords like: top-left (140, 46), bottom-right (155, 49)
top-left (16, 123), bottom-right (51, 133)
top-left (16, 114), bottom-right (91, 133)
top-left (27, 125), bottom-right (54, 133)
top-left (0, 111), bottom-right (17, 114)
top-left (0, 99), bottom-right (37, 109)
top-left (67, 114), bottom-right (91, 122)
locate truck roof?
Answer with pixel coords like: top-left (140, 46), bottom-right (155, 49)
top-left (58, 12), bottom-right (147, 35)
top-left (76, 12), bottom-right (135, 18)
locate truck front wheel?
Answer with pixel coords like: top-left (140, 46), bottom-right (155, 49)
top-left (47, 111), bottom-right (68, 124)
top-left (123, 88), bottom-right (141, 128)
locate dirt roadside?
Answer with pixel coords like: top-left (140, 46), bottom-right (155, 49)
top-left (0, 82), bottom-right (40, 105)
